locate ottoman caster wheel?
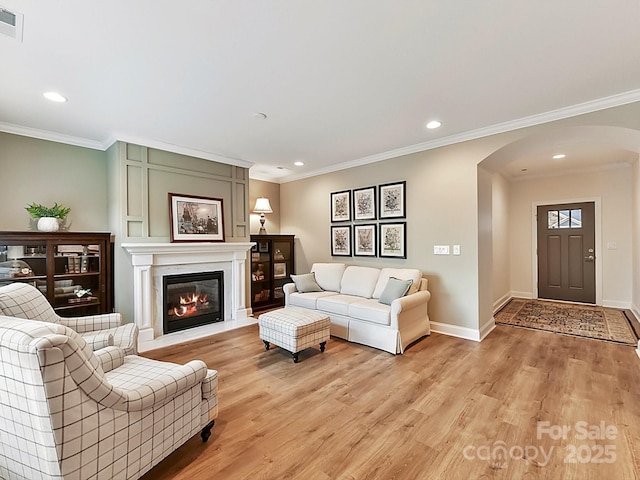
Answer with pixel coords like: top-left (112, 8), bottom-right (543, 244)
top-left (292, 352), bottom-right (299, 363)
top-left (320, 341), bottom-right (326, 353)
top-left (263, 340), bottom-right (270, 351)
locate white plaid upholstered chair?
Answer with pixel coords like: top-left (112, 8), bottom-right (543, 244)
top-left (0, 282), bottom-right (138, 355)
top-left (0, 315), bottom-right (218, 480)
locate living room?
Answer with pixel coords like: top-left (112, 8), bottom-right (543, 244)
top-left (1, 2), bottom-right (640, 479)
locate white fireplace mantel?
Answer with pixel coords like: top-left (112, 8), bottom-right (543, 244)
top-left (122, 242), bottom-right (254, 346)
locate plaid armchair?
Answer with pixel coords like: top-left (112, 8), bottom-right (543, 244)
top-left (0, 282), bottom-right (138, 355)
top-left (0, 316), bottom-right (218, 480)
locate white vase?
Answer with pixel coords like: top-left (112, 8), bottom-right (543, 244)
top-left (37, 217), bottom-right (60, 232)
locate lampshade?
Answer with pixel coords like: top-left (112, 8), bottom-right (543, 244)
top-left (253, 198), bottom-right (273, 214)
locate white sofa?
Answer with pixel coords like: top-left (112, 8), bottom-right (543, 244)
top-left (283, 263), bottom-right (430, 354)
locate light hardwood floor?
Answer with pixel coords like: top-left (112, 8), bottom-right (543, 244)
top-left (140, 324), bottom-right (640, 480)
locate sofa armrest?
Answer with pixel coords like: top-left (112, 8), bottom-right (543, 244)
top-left (112, 360), bottom-right (209, 411)
top-left (59, 312), bottom-right (122, 333)
top-left (39, 334), bottom-right (208, 412)
top-left (94, 346), bottom-right (125, 372)
top-left (82, 331), bottom-right (114, 351)
top-left (283, 282), bottom-right (297, 305)
top-left (390, 290), bottom-right (431, 327)
top-left (201, 369), bottom-right (218, 400)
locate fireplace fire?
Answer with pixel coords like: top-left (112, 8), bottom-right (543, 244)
top-left (163, 271), bottom-right (223, 334)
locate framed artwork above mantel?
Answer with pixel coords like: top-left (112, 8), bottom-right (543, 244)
top-left (168, 193), bottom-right (225, 242)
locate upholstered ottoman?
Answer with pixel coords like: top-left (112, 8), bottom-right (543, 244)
top-left (259, 306), bottom-right (330, 363)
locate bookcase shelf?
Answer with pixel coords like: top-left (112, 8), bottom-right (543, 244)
top-left (250, 234), bottom-right (295, 313)
top-left (0, 231), bottom-right (113, 316)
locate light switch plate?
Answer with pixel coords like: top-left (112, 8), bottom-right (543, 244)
top-left (434, 245), bottom-right (450, 255)
top-left (453, 245), bottom-right (460, 255)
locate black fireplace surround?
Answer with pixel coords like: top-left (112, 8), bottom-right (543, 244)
top-left (163, 271), bottom-right (224, 334)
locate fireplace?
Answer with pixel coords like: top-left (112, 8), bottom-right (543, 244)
top-left (163, 271), bottom-right (224, 334)
top-left (123, 242), bottom-right (253, 346)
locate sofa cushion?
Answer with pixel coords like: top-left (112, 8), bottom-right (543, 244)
top-left (290, 273), bottom-right (323, 293)
top-left (378, 277), bottom-right (413, 305)
top-left (372, 268), bottom-right (422, 298)
top-left (288, 291), bottom-right (338, 309)
top-left (339, 266), bottom-right (380, 298)
top-left (311, 263), bottom-right (347, 292)
top-left (317, 294), bottom-right (364, 316)
top-left (348, 299), bottom-right (391, 325)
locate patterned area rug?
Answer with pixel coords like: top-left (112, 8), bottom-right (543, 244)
top-left (495, 299), bottom-right (639, 346)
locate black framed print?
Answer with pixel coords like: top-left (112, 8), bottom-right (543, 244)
top-left (353, 186), bottom-right (376, 221)
top-left (331, 225), bottom-right (352, 256)
top-left (379, 181), bottom-right (406, 219)
top-left (331, 190), bottom-right (351, 222)
top-left (354, 224), bottom-right (376, 257)
top-left (379, 222), bottom-right (406, 258)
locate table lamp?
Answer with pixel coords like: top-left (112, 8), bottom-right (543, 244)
top-left (253, 197), bottom-right (273, 234)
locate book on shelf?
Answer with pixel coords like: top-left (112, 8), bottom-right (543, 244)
top-left (68, 296), bottom-right (98, 304)
top-left (66, 256), bottom-right (81, 274)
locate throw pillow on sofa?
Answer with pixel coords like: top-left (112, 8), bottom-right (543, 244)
top-left (379, 277), bottom-right (413, 305)
top-left (291, 273), bottom-right (323, 293)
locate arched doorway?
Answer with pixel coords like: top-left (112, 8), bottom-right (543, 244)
top-left (478, 125), bottom-right (640, 315)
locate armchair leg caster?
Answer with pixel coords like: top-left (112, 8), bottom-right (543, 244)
top-left (201, 420), bottom-right (215, 442)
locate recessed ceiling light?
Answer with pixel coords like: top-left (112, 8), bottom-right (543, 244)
top-left (426, 120), bottom-right (441, 129)
top-left (552, 154), bottom-right (566, 159)
top-left (294, 161), bottom-right (304, 166)
top-left (43, 92), bottom-right (67, 103)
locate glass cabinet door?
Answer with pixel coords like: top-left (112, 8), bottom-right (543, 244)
top-left (0, 232), bottom-right (110, 316)
top-left (249, 234), bottom-right (295, 312)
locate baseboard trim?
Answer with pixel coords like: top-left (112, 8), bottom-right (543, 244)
top-left (510, 290), bottom-right (533, 300)
top-left (493, 293), bottom-right (511, 314)
top-left (479, 318), bottom-right (496, 340)
top-left (430, 322), bottom-right (482, 342)
top-left (602, 300), bottom-right (632, 309)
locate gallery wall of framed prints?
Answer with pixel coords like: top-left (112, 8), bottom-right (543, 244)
top-left (329, 181), bottom-right (406, 259)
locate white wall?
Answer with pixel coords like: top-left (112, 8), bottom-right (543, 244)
top-left (477, 166), bottom-right (494, 337)
top-left (491, 172), bottom-right (510, 309)
top-left (632, 159), bottom-right (640, 317)
top-left (508, 165), bottom-right (633, 308)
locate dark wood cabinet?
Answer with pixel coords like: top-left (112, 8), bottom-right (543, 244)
top-left (0, 231), bottom-right (113, 316)
top-left (250, 234), bottom-right (295, 313)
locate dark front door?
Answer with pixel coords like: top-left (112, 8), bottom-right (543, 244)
top-left (537, 202), bottom-right (596, 303)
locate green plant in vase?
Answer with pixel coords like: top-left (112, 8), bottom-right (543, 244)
top-left (25, 202), bottom-right (71, 232)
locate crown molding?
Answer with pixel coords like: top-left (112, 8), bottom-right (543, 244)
top-left (4, 88), bottom-right (640, 181)
top-left (0, 122), bottom-right (105, 150)
top-left (0, 124), bottom-right (253, 169)
top-left (105, 134), bottom-right (254, 169)
top-left (278, 88), bottom-right (640, 183)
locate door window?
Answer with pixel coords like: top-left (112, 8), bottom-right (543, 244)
top-left (548, 209), bottom-right (582, 229)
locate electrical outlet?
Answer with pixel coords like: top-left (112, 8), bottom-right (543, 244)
top-left (434, 245), bottom-right (450, 255)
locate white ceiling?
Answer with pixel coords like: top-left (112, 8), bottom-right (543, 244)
top-left (1, 1), bottom-right (639, 183)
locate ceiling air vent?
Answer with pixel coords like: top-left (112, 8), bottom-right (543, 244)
top-left (0, 6), bottom-right (24, 42)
